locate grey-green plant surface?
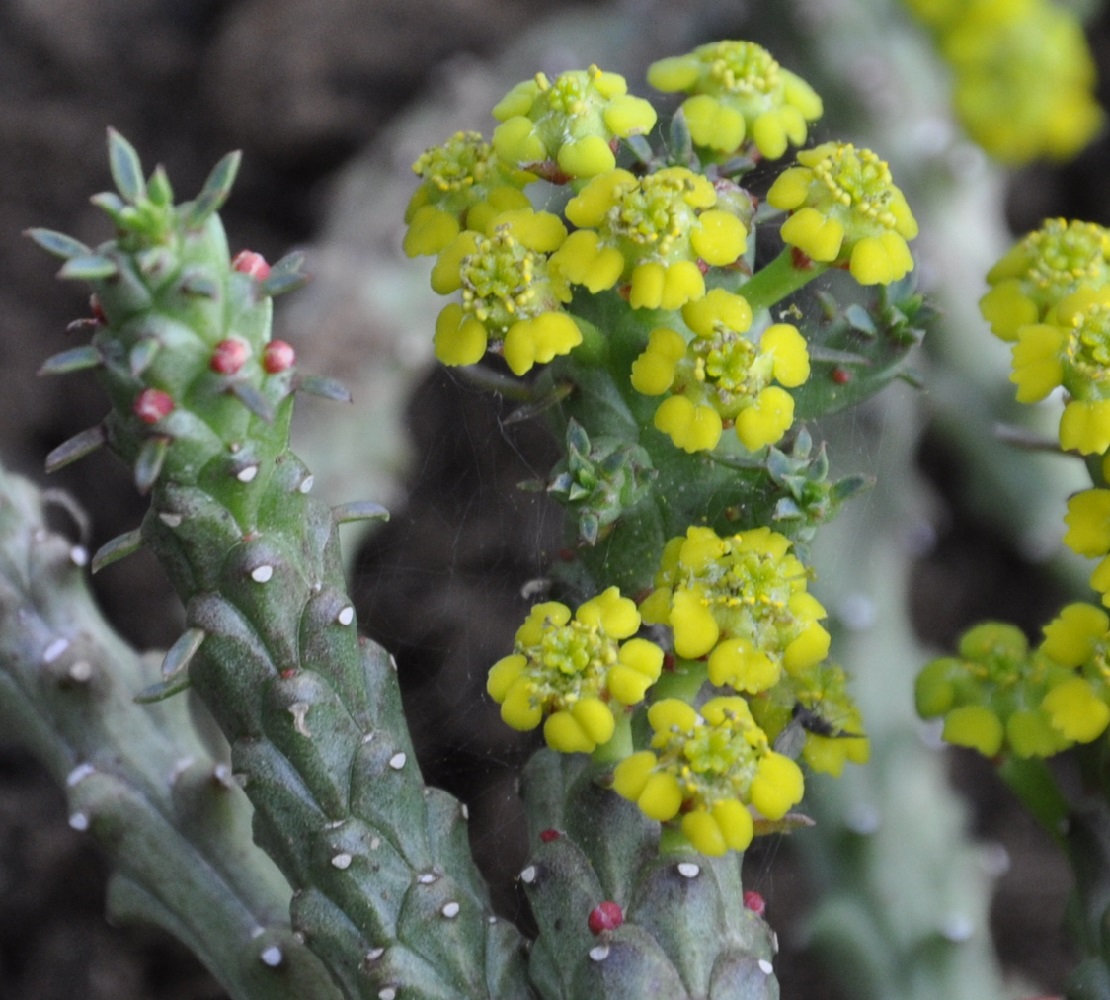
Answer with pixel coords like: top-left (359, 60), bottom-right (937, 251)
top-left (0, 460), bottom-right (340, 1000)
top-left (30, 132), bottom-right (531, 1000)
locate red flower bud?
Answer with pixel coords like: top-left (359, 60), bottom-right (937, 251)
top-left (133, 388), bottom-right (174, 424)
top-left (262, 340), bottom-right (295, 374)
top-left (232, 250), bottom-right (271, 281)
top-left (90, 295), bottom-right (107, 325)
top-left (210, 338), bottom-right (251, 375)
top-left (539, 829), bottom-right (561, 843)
top-left (830, 366), bottom-right (852, 385)
top-left (588, 901), bottom-right (623, 935)
top-left (743, 890), bottom-right (766, 917)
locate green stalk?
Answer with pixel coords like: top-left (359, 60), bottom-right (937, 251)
top-left (32, 131), bottom-right (530, 1000)
top-left (0, 461), bottom-right (340, 1000)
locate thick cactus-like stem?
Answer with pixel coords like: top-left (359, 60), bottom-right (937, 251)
top-left (0, 461), bottom-right (340, 1000)
top-left (519, 752), bottom-right (779, 1000)
top-left (32, 131), bottom-right (529, 1000)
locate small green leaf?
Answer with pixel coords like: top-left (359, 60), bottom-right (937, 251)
top-left (25, 228), bottom-right (91, 260)
top-left (91, 528), bottom-right (144, 574)
top-left (90, 191), bottom-right (125, 221)
top-left (134, 436), bottom-right (169, 494)
top-left (58, 255), bottom-right (120, 281)
top-left (186, 150), bottom-right (242, 229)
top-left (147, 164), bottom-right (174, 207)
top-left (160, 627), bottom-right (206, 680)
top-left (38, 345), bottom-right (101, 376)
top-left (129, 338), bottom-right (161, 377)
top-left (107, 128), bottom-right (146, 203)
top-left (260, 265), bottom-right (311, 298)
top-left (134, 670), bottom-right (192, 704)
top-left (295, 374), bottom-right (352, 403)
top-left (228, 381), bottom-right (276, 424)
top-left (331, 500), bottom-right (390, 524)
top-left (45, 426), bottom-right (106, 473)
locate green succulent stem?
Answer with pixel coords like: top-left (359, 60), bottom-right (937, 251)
top-left (35, 132), bottom-right (529, 1000)
top-left (733, 248), bottom-right (829, 314)
top-left (0, 462), bottom-right (341, 1000)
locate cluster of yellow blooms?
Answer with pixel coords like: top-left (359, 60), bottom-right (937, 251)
top-left (917, 220), bottom-right (1110, 758)
top-left (403, 40), bottom-right (913, 856)
top-left (902, 0), bottom-right (1102, 164)
top-left (917, 613), bottom-right (1110, 758)
top-left (486, 524), bottom-right (870, 856)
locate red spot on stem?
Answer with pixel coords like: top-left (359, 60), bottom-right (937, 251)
top-left (588, 901), bottom-right (624, 935)
top-left (743, 890), bottom-right (766, 917)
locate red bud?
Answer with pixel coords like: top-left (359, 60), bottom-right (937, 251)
top-left (133, 388), bottom-right (174, 424)
top-left (743, 890), bottom-right (765, 917)
top-left (539, 829), bottom-right (561, 843)
top-left (262, 340), bottom-right (295, 374)
top-left (210, 338), bottom-right (250, 375)
top-left (232, 250), bottom-right (271, 281)
top-left (588, 901), bottom-right (623, 935)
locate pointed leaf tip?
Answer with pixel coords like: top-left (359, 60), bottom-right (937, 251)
top-left (228, 381), bottom-right (276, 424)
top-left (91, 528), bottom-right (143, 574)
top-left (186, 150), bottom-right (242, 229)
top-left (134, 671), bottom-right (192, 704)
top-left (26, 228), bottom-right (92, 261)
top-left (160, 627), bottom-right (206, 680)
top-left (45, 425), bottom-right (106, 473)
top-left (107, 128), bottom-right (146, 204)
top-left (295, 374), bottom-right (352, 404)
top-left (133, 436), bottom-right (170, 494)
top-left (39, 345), bottom-right (102, 376)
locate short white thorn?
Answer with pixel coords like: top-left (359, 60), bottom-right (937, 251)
top-left (68, 812), bottom-right (90, 831)
top-left (66, 762), bottom-right (96, 787)
top-left (236, 464), bottom-right (260, 483)
top-left (331, 852), bottom-right (353, 870)
top-left (758, 958), bottom-right (774, 975)
top-left (68, 660), bottom-right (93, 682)
top-left (260, 945), bottom-right (283, 968)
top-left (519, 865), bottom-right (537, 884)
top-left (337, 605), bottom-right (355, 626)
top-left (69, 545), bottom-right (89, 567)
top-left (441, 901), bottom-right (460, 919)
top-left (159, 511), bottom-right (183, 527)
top-left (676, 862), bottom-right (700, 879)
top-left (251, 564), bottom-right (274, 583)
top-left (388, 751), bottom-right (407, 770)
top-left (299, 475), bottom-right (314, 494)
top-left (589, 944), bottom-right (610, 961)
top-left (42, 637), bottom-right (70, 664)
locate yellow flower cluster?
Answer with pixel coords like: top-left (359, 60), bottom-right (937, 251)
top-left (917, 614), bottom-right (1110, 758)
top-left (431, 208), bottom-right (582, 375)
top-left (486, 587), bottom-right (664, 753)
top-left (640, 525), bottom-right (831, 687)
top-left (403, 131), bottom-right (534, 257)
top-left (903, 0), bottom-right (1103, 164)
top-left (766, 142), bottom-right (918, 285)
top-left (492, 65), bottom-right (657, 179)
top-left (647, 40), bottom-right (823, 160)
top-left (549, 167), bottom-right (749, 311)
top-left (612, 697), bottom-right (804, 856)
top-left (986, 220), bottom-right (1110, 455)
top-left (630, 289), bottom-right (810, 452)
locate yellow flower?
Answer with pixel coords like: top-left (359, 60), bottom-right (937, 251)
top-left (403, 131), bottom-right (533, 256)
top-left (549, 167), bottom-right (749, 310)
top-left (612, 696), bottom-right (802, 855)
top-left (943, 1), bottom-right (1103, 165)
top-left (630, 290), bottom-right (810, 454)
top-left (492, 66), bottom-right (657, 179)
top-left (431, 209), bottom-right (581, 375)
top-left (647, 40), bottom-right (823, 159)
top-left (766, 142), bottom-right (917, 285)
top-left (980, 219), bottom-right (1110, 341)
top-left (645, 525), bottom-right (829, 678)
top-left (486, 588), bottom-right (664, 753)
top-left (1064, 490), bottom-right (1110, 558)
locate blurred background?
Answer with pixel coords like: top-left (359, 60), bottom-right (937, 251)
top-left (3, 0), bottom-right (1110, 996)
